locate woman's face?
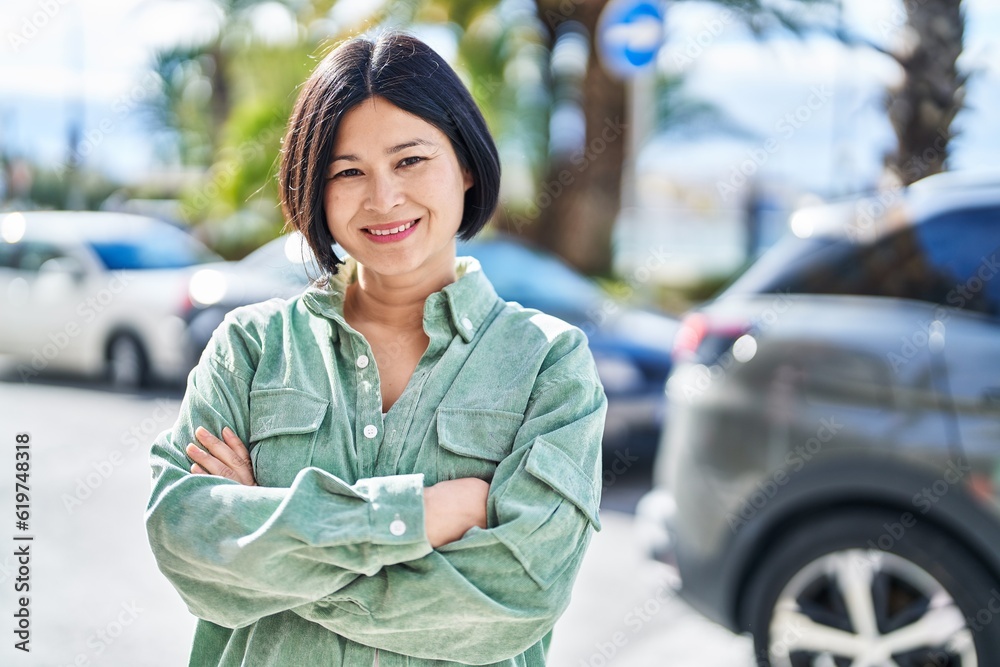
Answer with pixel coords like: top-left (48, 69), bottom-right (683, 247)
top-left (323, 96), bottom-right (474, 279)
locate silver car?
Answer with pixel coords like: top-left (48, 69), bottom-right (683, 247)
top-left (0, 211), bottom-right (222, 389)
top-left (638, 172), bottom-right (1000, 665)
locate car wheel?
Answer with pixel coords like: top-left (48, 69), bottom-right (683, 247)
top-left (743, 509), bottom-right (1000, 667)
top-left (106, 334), bottom-right (148, 391)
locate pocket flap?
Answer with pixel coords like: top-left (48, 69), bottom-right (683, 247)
top-left (249, 388), bottom-right (329, 440)
top-left (525, 436), bottom-right (601, 531)
top-left (436, 407), bottom-right (523, 462)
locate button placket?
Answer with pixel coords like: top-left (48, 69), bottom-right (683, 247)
top-left (348, 334), bottom-right (383, 477)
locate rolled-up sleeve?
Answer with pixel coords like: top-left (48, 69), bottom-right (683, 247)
top-left (290, 327), bottom-right (607, 664)
top-left (143, 312), bottom-right (433, 630)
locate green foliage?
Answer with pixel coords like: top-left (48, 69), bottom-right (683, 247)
top-left (148, 44), bottom-right (219, 166)
top-left (178, 42), bottom-right (313, 228)
top-left (28, 167), bottom-right (120, 211)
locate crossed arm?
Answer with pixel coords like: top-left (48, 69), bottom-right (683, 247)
top-left (185, 426), bottom-right (489, 549)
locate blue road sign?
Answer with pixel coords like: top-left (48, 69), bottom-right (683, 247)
top-left (597, 0), bottom-right (665, 79)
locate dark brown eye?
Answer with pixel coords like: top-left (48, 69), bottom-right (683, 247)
top-left (399, 156), bottom-right (425, 168)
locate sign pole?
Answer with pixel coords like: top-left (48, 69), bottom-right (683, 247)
top-left (597, 0), bottom-right (666, 272)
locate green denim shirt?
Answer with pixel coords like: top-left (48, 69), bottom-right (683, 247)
top-left (144, 255), bottom-right (607, 666)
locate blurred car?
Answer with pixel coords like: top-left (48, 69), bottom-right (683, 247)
top-left (636, 172), bottom-right (1000, 665)
top-left (458, 238), bottom-right (678, 458)
top-left (182, 231), bottom-right (322, 364)
top-left (0, 211), bottom-right (222, 389)
top-left (184, 233), bottom-right (678, 456)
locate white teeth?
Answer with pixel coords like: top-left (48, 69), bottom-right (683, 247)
top-left (368, 220), bottom-right (417, 236)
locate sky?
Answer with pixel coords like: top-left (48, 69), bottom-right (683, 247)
top-left (1, 0), bottom-right (998, 197)
top-left (1, 0), bottom-right (213, 177)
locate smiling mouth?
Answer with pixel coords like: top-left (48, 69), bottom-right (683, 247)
top-left (364, 219), bottom-right (419, 236)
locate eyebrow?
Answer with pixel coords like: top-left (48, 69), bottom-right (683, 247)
top-left (331, 138), bottom-right (437, 163)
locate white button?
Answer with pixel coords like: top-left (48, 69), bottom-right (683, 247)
top-left (389, 519), bottom-right (406, 536)
top-left (363, 424), bottom-right (378, 439)
top-left (356, 355), bottom-right (369, 369)
top-left (460, 316), bottom-right (473, 330)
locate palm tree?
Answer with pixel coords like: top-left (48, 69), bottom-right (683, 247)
top-left (529, 0), bottom-right (626, 276)
top-left (882, 0), bottom-right (965, 185)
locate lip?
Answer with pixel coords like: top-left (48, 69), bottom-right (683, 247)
top-left (362, 218), bottom-right (420, 244)
top-left (364, 219), bottom-right (420, 232)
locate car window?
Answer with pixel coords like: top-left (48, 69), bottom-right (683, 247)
top-left (914, 206), bottom-right (1000, 316)
top-left (804, 227), bottom-right (954, 303)
top-left (88, 226), bottom-right (220, 270)
top-left (725, 230), bottom-right (968, 304)
top-left (0, 242), bottom-right (19, 269)
top-left (16, 241), bottom-right (67, 272)
top-left (719, 236), bottom-right (844, 297)
top-left (239, 234), bottom-right (318, 284)
top-left (721, 205), bottom-right (1000, 317)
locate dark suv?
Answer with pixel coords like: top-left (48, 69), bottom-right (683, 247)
top-left (637, 172), bottom-right (1000, 666)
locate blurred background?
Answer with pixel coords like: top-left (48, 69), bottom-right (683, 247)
top-left (1, 0), bottom-right (999, 664)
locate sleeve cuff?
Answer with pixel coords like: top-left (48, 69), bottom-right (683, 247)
top-left (354, 473), bottom-right (432, 566)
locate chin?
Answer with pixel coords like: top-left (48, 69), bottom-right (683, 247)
top-left (352, 250), bottom-right (428, 277)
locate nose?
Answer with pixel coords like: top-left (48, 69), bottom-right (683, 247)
top-left (363, 170), bottom-right (405, 214)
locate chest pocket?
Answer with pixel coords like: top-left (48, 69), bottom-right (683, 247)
top-left (248, 387), bottom-right (329, 487)
top-left (435, 407), bottom-right (523, 482)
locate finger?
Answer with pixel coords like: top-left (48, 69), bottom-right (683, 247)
top-left (218, 427), bottom-right (256, 485)
top-left (220, 427), bottom-right (253, 471)
top-left (195, 427), bottom-right (250, 479)
top-left (191, 462), bottom-right (208, 475)
top-left (186, 442), bottom-right (229, 479)
top-left (193, 427), bottom-right (256, 486)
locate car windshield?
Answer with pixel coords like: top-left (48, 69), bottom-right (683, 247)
top-left (718, 235), bottom-right (848, 297)
top-left (88, 227), bottom-right (220, 270)
top-left (239, 234), bottom-right (319, 284)
top-left (719, 204), bottom-right (1000, 317)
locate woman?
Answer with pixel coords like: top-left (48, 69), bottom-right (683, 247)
top-left (145, 30), bottom-right (607, 667)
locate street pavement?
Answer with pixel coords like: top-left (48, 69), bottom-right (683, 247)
top-left (0, 374), bottom-right (753, 666)
top-left (549, 511), bottom-right (754, 666)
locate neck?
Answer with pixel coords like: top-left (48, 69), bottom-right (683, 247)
top-left (345, 258), bottom-right (457, 332)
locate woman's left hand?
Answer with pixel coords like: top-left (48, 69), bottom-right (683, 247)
top-left (186, 426), bottom-right (257, 486)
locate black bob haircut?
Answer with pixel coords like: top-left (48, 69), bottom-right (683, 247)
top-left (279, 30), bottom-right (501, 277)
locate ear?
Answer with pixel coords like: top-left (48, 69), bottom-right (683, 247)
top-left (462, 167), bottom-right (474, 192)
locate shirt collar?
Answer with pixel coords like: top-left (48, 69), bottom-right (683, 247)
top-left (300, 255), bottom-right (500, 344)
